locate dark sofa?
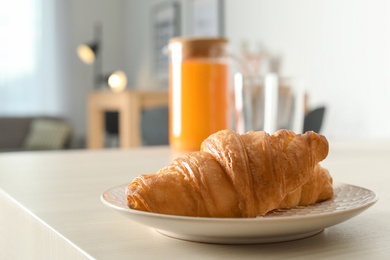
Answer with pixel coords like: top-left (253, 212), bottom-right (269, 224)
top-left (0, 116), bottom-right (72, 152)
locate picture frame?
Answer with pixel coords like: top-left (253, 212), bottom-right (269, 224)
top-left (152, 1), bottom-right (181, 80)
top-left (192, 0), bottom-right (224, 36)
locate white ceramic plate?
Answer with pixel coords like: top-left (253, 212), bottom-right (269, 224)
top-left (101, 182), bottom-right (378, 244)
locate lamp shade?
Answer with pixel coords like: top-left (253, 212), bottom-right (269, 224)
top-left (77, 43), bottom-right (99, 64)
top-left (108, 70), bottom-right (127, 93)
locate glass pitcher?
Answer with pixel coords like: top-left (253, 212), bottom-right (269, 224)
top-left (168, 37), bottom-right (230, 151)
top-left (168, 37), bottom-right (301, 152)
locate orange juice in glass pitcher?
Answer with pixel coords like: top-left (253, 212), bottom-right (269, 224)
top-left (168, 37), bottom-right (230, 151)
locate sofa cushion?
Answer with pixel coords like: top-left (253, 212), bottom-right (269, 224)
top-left (22, 119), bottom-right (72, 150)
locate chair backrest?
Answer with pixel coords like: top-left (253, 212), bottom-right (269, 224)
top-left (141, 106), bottom-right (169, 146)
top-left (303, 107), bottom-right (326, 133)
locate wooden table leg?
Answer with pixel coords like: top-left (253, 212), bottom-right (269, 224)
top-left (120, 93), bottom-right (141, 148)
top-left (87, 95), bottom-right (105, 149)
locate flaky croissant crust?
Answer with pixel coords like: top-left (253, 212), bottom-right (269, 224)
top-left (126, 129), bottom-right (333, 218)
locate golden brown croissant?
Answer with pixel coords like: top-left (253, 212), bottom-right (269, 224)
top-left (279, 164), bottom-right (333, 208)
top-left (126, 129), bottom-right (332, 218)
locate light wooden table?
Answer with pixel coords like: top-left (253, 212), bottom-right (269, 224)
top-left (87, 90), bottom-right (168, 149)
top-left (1, 141), bottom-right (390, 259)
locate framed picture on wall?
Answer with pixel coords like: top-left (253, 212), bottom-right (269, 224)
top-left (192, 0), bottom-right (224, 36)
top-left (152, 1), bottom-right (181, 80)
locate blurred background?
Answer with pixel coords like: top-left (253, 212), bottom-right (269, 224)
top-left (1, 0), bottom-right (389, 151)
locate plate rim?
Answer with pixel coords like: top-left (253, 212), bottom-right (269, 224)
top-left (101, 182), bottom-right (378, 244)
top-left (101, 182), bottom-right (378, 223)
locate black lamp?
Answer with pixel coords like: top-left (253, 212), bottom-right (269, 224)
top-left (77, 42), bottom-right (99, 65)
top-left (98, 70), bottom-right (128, 93)
top-left (77, 23), bottom-right (127, 92)
top-left (77, 23), bottom-right (128, 146)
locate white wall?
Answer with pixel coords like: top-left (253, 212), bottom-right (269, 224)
top-left (61, 0), bottom-right (390, 143)
top-left (226, 0), bottom-right (390, 140)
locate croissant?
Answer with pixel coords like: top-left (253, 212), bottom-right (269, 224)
top-left (126, 129), bottom-right (332, 218)
top-left (279, 164), bottom-right (333, 208)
